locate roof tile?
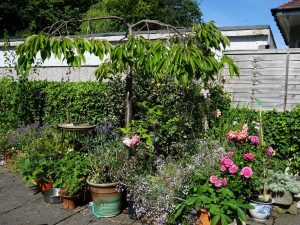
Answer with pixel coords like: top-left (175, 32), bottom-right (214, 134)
top-left (277, 0), bottom-right (300, 10)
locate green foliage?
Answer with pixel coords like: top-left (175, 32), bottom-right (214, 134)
top-left (208, 107), bottom-right (300, 174)
top-left (0, 0), bottom-right (99, 37)
top-left (14, 126), bottom-right (62, 185)
top-left (0, 77), bottom-right (17, 130)
top-left (170, 180), bottom-right (253, 225)
top-left (43, 81), bottom-right (124, 125)
top-left (268, 170), bottom-right (300, 194)
top-left (80, 0), bottom-right (202, 33)
top-left (88, 137), bottom-right (129, 184)
top-left (95, 23), bottom-right (239, 85)
top-left (54, 152), bottom-right (91, 196)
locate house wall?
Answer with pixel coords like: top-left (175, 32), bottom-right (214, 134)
top-left (290, 24), bottom-right (300, 48)
top-left (222, 48), bottom-right (300, 111)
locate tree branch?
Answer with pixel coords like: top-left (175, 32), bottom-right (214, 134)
top-left (130, 20), bottom-right (183, 35)
top-left (79, 16), bottom-right (130, 29)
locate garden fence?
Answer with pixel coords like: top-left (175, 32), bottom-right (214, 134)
top-left (222, 48), bottom-right (300, 111)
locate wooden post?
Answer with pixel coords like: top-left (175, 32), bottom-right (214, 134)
top-left (283, 51), bottom-right (290, 111)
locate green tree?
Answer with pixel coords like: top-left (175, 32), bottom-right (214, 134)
top-left (0, 0), bottom-right (99, 38)
top-left (80, 0), bottom-right (202, 33)
top-left (16, 18), bottom-right (238, 127)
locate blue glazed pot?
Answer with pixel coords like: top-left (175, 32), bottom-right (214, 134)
top-left (249, 198), bottom-right (274, 221)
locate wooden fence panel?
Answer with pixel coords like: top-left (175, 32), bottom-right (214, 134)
top-left (223, 49), bottom-right (300, 111)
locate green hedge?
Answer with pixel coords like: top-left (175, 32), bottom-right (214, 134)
top-left (208, 107), bottom-right (300, 174)
top-left (0, 78), bottom-right (125, 129)
top-left (0, 77), bottom-right (229, 132)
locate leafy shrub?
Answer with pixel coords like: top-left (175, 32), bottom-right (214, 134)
top-left (208, 107), bottom-right (300, 174)
top-left (0, 77), bottom-right (17, 130)
top-left (0, 77), bottom-right (230, 158)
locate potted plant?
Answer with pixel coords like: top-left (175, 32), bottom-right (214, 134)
top-left (15, 126), bottom-right (61, 191)
top-left (224, 116), bottom-right (275, 221)
top-left (86, 135), bottom-right (129, 218)
top-left (172, 180), bottom-right (253, 225)
top-left (54, 152), bottom-right (91, 210)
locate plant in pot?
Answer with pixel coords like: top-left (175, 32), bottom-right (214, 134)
top-left (224, 118), bottom-right (276, 221)
top-left (86, 136), bottom-right (129, 218)
top-left (14, 126), bottom-right (61, 191)
top-left (54, 152), bottom-right (91, 210)
top-left (121, 142), bottom-right (154, 220)
top-left (172, 173), bottom-right (253, 225)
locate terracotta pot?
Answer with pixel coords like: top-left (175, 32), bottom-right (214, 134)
top-left (195, 209), bottom-right (211, 225)
top-left (87, 180), bottom-right (122, 217)
top-left (62, 196), bottom-right (77, 210)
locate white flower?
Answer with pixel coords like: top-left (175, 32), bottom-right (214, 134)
top-left (200, 89), bottom-right (210, 99)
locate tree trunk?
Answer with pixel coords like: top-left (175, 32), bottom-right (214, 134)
top-left (125, 27), bottom-right (133, 127)
top-left (125, 67), bottom-right (133, 126)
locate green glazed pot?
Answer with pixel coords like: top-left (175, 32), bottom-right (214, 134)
top-left (87, 180), bottom-right (122, 218)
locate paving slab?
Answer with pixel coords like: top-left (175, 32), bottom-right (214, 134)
top-left (0, 165), bottom-right (141, 225)
top-left (1, 165), bottom-right (299, 225)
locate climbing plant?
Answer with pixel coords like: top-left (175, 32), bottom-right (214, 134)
top-left (16, 17), bottom-right (239, 127)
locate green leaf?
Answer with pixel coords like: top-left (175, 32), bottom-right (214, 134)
top-left (237, 207), bottom-right (246, 222)
top-left (211, 214), bottom-right (221, 225)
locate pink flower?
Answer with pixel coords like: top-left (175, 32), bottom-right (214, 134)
top-left (228, 164), bottom-right (239, 174)
top-left (267, 146), bottom-right (273, 155)
top-left (227, 151), bottom-right (234, 157)
top-left (122, 135), bottom-right (140, 148)
top-left (122, 137), bottom-right (132, 147)
top-left (222, 178), bottom-right (228, 186)
top-left (220, 165), bottom-right (227, 172)
top-left (226, 130), bottom-right (237, 141)
top-left (220, 156), bottom-right (227, 165)
top-left (131, 134), bottom-right (140, 148)
top-left (251, 136), bottom-right (259, 145)
top-left (241, 166), bottom-right (253, 179)
top-left (214, 179), bottom-right (223, 187)
top-left (210, 175), bottom-right (218, 184)
top-left (236, 131), bottom-right (248, 142)
top-left (224, 158), bottom-right (233, 168)
top-left (243, 153), bottom-right (254, 161)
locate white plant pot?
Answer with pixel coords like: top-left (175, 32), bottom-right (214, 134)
top-left (249, 198), bottom-right (274, 221)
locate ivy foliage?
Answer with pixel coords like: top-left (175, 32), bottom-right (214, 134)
top-left (16, 22), bottom-right (239, 87)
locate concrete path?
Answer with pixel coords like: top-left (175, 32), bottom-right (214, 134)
top-left (0, 165), bottom-right (141, 225)
top-left (1, 165), bottom-right (299, 225)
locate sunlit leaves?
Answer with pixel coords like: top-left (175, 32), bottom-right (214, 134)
top-left (16, 21), bottom-right (239, 85)
top-left (16, 33), bottom-right (112, 74)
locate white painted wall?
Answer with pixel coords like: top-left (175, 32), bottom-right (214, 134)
top-left (0, 26), bottom-right (277, 81)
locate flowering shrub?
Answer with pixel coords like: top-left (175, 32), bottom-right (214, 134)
top-left (124, 140), bottom-right (225, 225)
top-left (220, 123), bottom-right (275, 200)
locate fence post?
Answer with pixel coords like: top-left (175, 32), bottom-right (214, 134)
top-left (284, 51), bottom-right (290, 111)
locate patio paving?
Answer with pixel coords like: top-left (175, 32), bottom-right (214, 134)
top-left (0, 165), bottom-right (141, 225)
top-left (0, 164), bottom-right (299, 225)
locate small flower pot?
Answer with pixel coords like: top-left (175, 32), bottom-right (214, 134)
top-left (127, 199), bottom-right (140, 219)
top-left (249, 198), bottom-right (274, 221)
top-left (195, 209), bottom-right (211, 225)
top-left (62, 196), bottom-right (78, 210)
